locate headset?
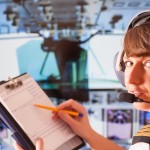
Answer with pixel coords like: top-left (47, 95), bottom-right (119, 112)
top-left (114, 10), bottom-right (150, 87)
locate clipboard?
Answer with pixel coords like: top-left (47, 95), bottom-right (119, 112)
top-left (0, 73), bottom-right (85, 150)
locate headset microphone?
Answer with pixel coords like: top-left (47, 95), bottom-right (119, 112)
top-left (119, 92), bottom-right (150, 104)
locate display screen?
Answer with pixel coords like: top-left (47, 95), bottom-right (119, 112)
top-left (107, 109), bottom-right (133, 140)
top-left (139, 111), bottom-right (150, 127)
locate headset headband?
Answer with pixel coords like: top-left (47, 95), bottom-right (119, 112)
top-left (128, 11), bottom-right (150, 30)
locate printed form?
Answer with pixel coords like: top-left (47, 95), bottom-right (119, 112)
top-left (0, 74), bottom-right (83, 150)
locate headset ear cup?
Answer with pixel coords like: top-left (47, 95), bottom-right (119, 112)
top-left (113, 52), bottom-right (125, 87)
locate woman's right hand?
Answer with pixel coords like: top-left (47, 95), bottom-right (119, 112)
top-left (55, 99), bottom-right (93, 141)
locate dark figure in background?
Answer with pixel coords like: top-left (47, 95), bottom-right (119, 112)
top-left (54, 39), bottom-right (87, 83)
top-left (41, 39), bottom-right (87, 83)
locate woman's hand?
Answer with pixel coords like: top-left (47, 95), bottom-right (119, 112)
top-left (14, 139), bottom-right (43, 150)
top-left (55, 99), bottom-right (93, 141)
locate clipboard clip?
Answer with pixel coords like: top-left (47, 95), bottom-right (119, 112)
top-left (5, 77), bottom-right (23, 89)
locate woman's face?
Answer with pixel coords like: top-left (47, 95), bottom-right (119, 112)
top-left (124, 54), bottom-right (150, 111)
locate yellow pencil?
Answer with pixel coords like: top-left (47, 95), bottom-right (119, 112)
top-left (34, 104), bottom-right (83, 117)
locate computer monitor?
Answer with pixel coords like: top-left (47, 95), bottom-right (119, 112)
top-left (106, 109), bottom-right (133, 140)
top-left (139, 111), bottom-right (150, 128)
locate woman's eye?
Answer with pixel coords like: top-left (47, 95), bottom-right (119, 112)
top-left (124, 61), bottom-right (133, 67)
top-left (145, 61), bottom-right (150, 68)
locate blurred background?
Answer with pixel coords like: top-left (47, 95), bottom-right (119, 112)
top-left (0, 0), bottom-right (150, 149)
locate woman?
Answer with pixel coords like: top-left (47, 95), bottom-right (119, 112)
top-left (15, 10), bottom-right (150, 150)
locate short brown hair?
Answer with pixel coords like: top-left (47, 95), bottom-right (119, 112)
top-left (123, 23), bottom-right (150, 57)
